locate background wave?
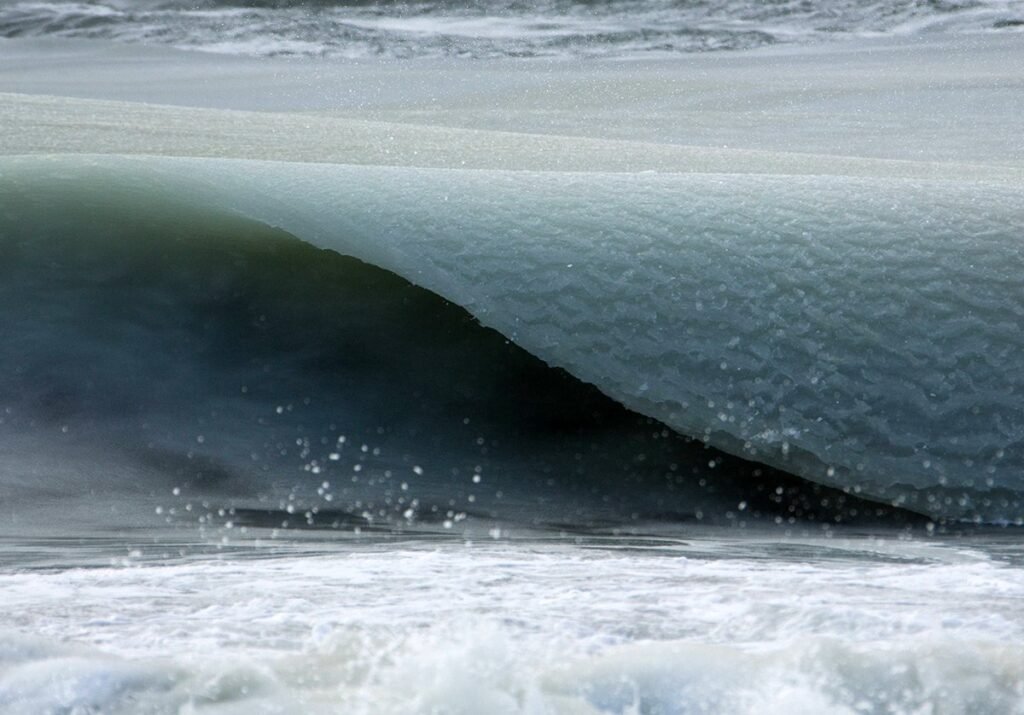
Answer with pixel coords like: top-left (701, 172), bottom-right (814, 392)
top-left (1, 0), bottom-right (1022, 58)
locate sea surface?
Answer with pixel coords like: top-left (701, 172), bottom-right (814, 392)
top-left (1, 1), bottom-right (1023, 713)
top-left (1, 0), bottom-right (1022, 59)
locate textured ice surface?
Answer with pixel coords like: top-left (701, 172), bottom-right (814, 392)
top-left (4, 155), bottom-right (1022, 521)
top-left (1, 35), bottom-right (1023, 520)
top-left (2, 35), bottom-right (1024, 167)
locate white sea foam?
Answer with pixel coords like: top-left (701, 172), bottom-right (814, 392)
top-left (1, 536), bottom-right (1023, 713)
top-left (1, 0), bottom-right (1022, 59)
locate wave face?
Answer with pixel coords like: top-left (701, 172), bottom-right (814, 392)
top-left (2, 152), bottom-right (1022, 524)
top-left (7, 167), bottom-right (909, 534)
top-left (1, 0), bottom-right (1022, 58)
top-left (1, 33), bottom-right (1023, 525)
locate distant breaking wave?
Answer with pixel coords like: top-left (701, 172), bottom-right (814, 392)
top-left (1, 0), bottom-right (1022, 58)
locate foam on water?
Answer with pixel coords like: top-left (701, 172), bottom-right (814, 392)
top-left (2, 536), bottom-right (1024, 713)
top-left (1, 0), bottom-right (1022, 59)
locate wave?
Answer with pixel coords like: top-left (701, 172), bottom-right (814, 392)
top-left (1, 150), bottom-right (1021, 525)
top-left (1, 0), bottom-right (1022, 59)
top-left (2, 157), bottom-right (924, 533)
top-left (5, 625), bottom-right (1023, 714)
top-left (2, 32), bottom-right (1023, 526)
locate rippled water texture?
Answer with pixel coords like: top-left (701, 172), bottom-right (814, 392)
top-left (1, 0), bottom-right (1023, 58)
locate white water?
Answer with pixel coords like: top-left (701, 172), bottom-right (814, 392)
top-left (3, 0), bottom-right (1022, 59)
top-left (3, 532), bottom-right (1024, 714)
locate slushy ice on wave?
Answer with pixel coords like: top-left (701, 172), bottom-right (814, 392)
top-left (0, 151), bottom-right (1021, 525)
top-left (1, 32), bottom-right (1024, 526)
top-left (2, 15), bottom-right (1024, 715)
top-left (0, 160), bottom-right (918, 532)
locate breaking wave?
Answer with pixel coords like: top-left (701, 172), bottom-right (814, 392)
top-left (1, 0), bottom-right (1023, 58)
top-left (1, 152), bottom-right (1021, 525)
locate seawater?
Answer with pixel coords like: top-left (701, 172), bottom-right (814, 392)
top-left (3, 529), bottom-right (1024, 714)
top-left (2, 0), bottom-right (1022, 59)
top-left (1, 2), bottom-right (1024, 713)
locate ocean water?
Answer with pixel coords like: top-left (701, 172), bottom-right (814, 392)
top-left (1, 0), bottom-right (1022, 59)
top-left (1, 1), bottom-right (1024, 713)
top-left (3, 531), bottom-right (1024, 714)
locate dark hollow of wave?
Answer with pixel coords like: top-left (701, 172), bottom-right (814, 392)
top-left (0, 181), bottom-right (926, 535)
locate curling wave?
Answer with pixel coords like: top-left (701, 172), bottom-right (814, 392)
top-left (1, 151), bottom-right (1021, 524)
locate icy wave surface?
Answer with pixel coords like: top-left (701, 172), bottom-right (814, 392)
top-left (2, 34), bottom-right (1022, 522)
top-left (2, 153), bottom-right (1021, 521)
